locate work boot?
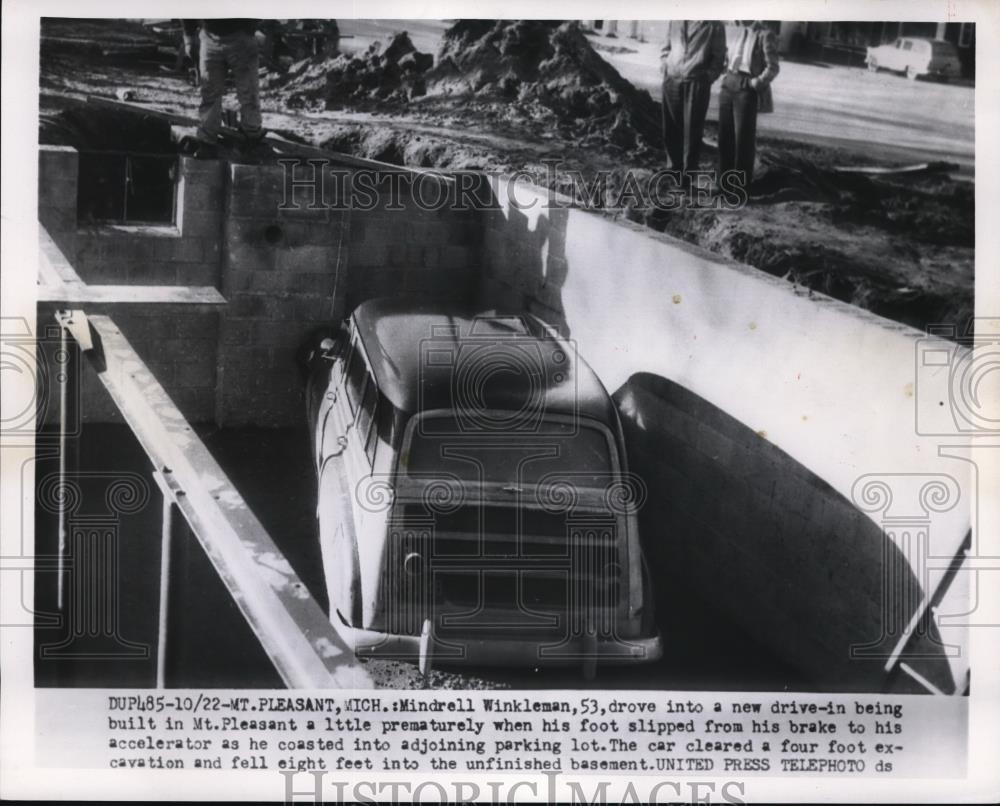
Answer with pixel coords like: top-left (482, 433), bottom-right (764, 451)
top-left (236, 131), bottom-right (274, 164)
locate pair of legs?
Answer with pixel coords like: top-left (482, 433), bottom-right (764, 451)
top-left (197, 29), bottom-right (263, 145)
top-left (661, 76), bottom-right (713, 176)
top-left (717, 72), bottom-right (759, 189)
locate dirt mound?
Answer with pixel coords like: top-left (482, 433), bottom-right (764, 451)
top-left (270, 32), bottom-right (433, 107)
top-left (268, 21), bottom-right (662, 153)
top-left (426, 20), bottom-right (662, 152)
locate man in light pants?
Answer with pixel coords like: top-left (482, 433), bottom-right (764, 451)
top-left (182, 19), bottom-right (264, 159)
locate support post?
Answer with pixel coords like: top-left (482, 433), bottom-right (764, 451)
top-left (154, 471), bottom-right (175, 689)
top-left (56, 316), bottom-right (79, 611)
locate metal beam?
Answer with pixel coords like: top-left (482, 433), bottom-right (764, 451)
top-left (56, 310), bottom-right (370, 688)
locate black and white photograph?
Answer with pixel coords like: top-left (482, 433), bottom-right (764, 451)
top-left (2, 1), bottom-right (998, 802)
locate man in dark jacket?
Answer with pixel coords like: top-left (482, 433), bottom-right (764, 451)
top-left (660, 20), bottom-right (727, 178)
top-left (182, 19), bottom-right (263, 158)
top-left (718, 20), bottom-right (780, 191)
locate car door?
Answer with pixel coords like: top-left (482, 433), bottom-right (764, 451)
top-left (899, 39), bottom-right (915, 72)
top-left (314, 327), bottom-right (360, 625)
top-left (886, 38), bottom-right (904, 71)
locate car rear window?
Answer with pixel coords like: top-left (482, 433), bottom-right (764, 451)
top-left (403, 417), bottom-right (616, 488)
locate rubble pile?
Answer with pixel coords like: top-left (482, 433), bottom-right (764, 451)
top-left (426, 20), bottom-right (662, 151)
top-left (271, 32), bottom-right (433, 107)
top-left (269, 21), bottom-right (662, 152)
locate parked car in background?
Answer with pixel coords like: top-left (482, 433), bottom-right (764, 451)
top-left (302, 298), bottom-right (662, 675)
top-left (866, 37), bottom-right (962, 81)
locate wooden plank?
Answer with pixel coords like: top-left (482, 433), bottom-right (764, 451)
top-left (56, 310), bottom-right (370, 688)
top-left (38, 284), bottom-right (226, 306)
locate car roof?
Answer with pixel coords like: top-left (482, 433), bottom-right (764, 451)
top-left (350, 297), bottom-right (617, 425)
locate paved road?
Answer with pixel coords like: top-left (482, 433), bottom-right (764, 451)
top-left (601, 37), bottom-right (974, 172)
top-left (338, 20), bottom-right (975, 174)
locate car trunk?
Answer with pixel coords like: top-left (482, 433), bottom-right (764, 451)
top-left (379, 492), bottom-right (632, 656)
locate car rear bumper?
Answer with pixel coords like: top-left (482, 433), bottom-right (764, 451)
top-left (333, 616), bottom-right (663, 668)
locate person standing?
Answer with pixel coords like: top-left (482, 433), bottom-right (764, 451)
top-left (717, 21), bottom-right (780, 192)
top-left (182, 19), bottom-right (264, 159)
top-left (660, 20), bottom-right (727, 179)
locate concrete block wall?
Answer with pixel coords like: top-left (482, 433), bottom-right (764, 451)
top-left (476, 175), bottom-right (970, 689)
top-left (37, 148), bottom-right (224, 286)
top-left (215, 161), bottom-right (349, 427)
top-left (38, 146), bottom-right (79, 262)
top-left (346, 172), bottom-right (482, 312)
top-left (73, 157), bottom-right (224, 286)
top-left (37, 302), bottom-right (220, 426)
top-left (38, 147), bottom-right (484, 427)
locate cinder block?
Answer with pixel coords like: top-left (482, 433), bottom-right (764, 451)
top-left (275, 244), bottom-right (337, 274)
top-left (387, 243), bottom-right (407, 268)
top-left (250, 271), bottom-right (289, 292)
top-left (127, 261), bottom-right (177, 284)
top-left (441, 245), bottom-right (471, 270)
top-left (225, 269), bottom-right (253, 293)
top-left (180, 156), bottom-right (224, 185)
top-left (420, 245), bottom-right (441, 268)
top-left (264, 296), bottom-right (298, 321)
top-left (219, 318), bottom-right (254, 346)
top-left (179, 207), bottom-right (223, 239)
top-left (229, 162), bottom-right (261, 195)
top-left (38, 147), bottom-right (78, 193)
top-left (351, 241), bottom-right (388, 268)
top-left (294, 296), bottom-right (333, 323)
top-left (126, 315), bottom-right (176, 341)
top-left (225, 239), bottom-right (276, 273)
top-left (292, 272), bottom-right (339, 295)
top-left (305, 219), bottom-right (346, 246)
top-left (175, 358), bottom-right (216, 389)
top-left (227, 186), bottom-right (259, 219)
top-left (228, 293), bottom-right (268, 318)
top-left (349, 219), bottom-right (367, 244)
top-left (38, 205), bottom-right (77, 236)
top-left (184, 182), bottom-right (224, 212)
top-left (151, 235), bottom-right (197, 263)
top-left (170, 311), bottom-right (219, 340)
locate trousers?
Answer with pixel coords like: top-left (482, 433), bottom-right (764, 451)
top-left (717, 72), bottom-right (759, 187)
top-left (197, 29), bottom-right (262, 143)
top-left (661, 77), bottom-right (713, 174)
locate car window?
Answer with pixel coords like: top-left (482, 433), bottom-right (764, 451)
top-left (404, 417), bottom-right (616, 488)
top-left (902, 40), bottom-right (913, 51)
top-left (895, 39), bottom-right (902, 48)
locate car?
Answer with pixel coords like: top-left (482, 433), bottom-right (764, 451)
top-left (303, 298), bottom-right (663, 674)
top-left (865, 37), bottom-right (961, 81)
